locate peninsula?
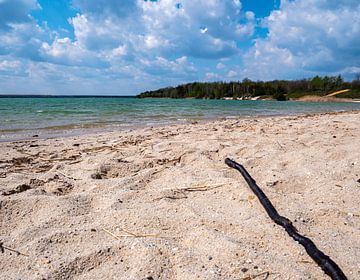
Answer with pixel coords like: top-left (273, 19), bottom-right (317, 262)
top-left (138, 75), bottom-right (360, 101)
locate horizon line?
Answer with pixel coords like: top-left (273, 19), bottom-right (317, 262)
top-left (0, 94), bottom-right (137, 98)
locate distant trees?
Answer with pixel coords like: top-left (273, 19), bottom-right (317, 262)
top-left (310, 75), bottom-right (344, 93)
top-left (138, 75), bottom-right (359, 99)
top-left (352, 73), bottom-right (360, 89)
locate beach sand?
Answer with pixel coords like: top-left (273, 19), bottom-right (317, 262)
top-left (1, 111), bottom-right (359, 280)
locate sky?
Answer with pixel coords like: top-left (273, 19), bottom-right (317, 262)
top-left (0, 0), bottom-right (359, 95)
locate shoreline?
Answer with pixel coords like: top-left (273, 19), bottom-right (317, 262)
top-left (1, 109), bottom-right (360, 143)
top-left (1, 110), bottom-right (360, 279)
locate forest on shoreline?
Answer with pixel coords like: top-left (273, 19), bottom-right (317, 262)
top-left (138, 75), bottom-right (360, 100)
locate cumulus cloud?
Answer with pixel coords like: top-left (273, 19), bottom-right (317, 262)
top-left (0, 58), bottom-right (24, 78)
top-left (227, 70), bottom-right (238, 78)
top-left (69, 13), bottom-right (133, 52)
top-left (66, 0), bottom-right (255, 61)
top-left (0, 0), bottom-right (39, 31)
top-left (72, 0), bottom-right (137, 18)
top-left (40, 37), bottom-right (108, 68)
top-left (0, 0), bottom-right (48, 62)
top-left (137, 0), bottom-right (255, 58)
top-left (243, 0), bottom-right (360, 80)
top-left (0, 59), bottom-right (20, 70)
top-left (205, 72), bottom-right (221, 80)
top-left (35, 0), bottom-right (255, 83)
top-left (216, 62), bottom-right (226, 70)
top-left (140, 56), bottom-right (196, 77)
top-left (1, 0), bottom-right (359, 95)
top-left (0, 0), bottom-right (258, 93)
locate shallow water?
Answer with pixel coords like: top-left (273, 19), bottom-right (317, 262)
top-left (1, 96), bottom-right (360, 140)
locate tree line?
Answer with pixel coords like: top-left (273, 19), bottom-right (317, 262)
top-left (138, 75), bottom-right (360, 100)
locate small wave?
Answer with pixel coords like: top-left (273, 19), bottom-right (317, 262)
top-left (36, 110), bottom-right (44, 113)
top-left (41, 123), bottom-right (106, 131)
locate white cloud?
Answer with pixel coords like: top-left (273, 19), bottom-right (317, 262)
top-left (227, 70), bottom-right (238, 78)
top-left (67, 0), bottom-right (254, 62)
top-left (39, 0), bottom-right (253, 83)
top-left (205, 72), bottom-right (220, 80)
top-left (137, 0), bottom-right (254, 58)
top-left (243, 0), bottom-right (360, 79)
top-left (140, 55), bottom-right (196, 78)
top-left (72, 0), bottom-right (137, 17)
top-left (0, 60), bottom-right (20, 70)
top-left (40, 37), bottom-right (108, 68)
top-left (216, 62), bottom-right (226, 69)
top-left (1, 0), bottom-right (360, 95)
top-left (69, 14), bottom-right (127, 51)
top-left (0, 0), bottom-right (39, 30)
top-left (111, 45), bottom-right (127, 57)
top-left (0, 1), bottom-right (49, 64)
top-left (143, 34), bottom-right (169, 49)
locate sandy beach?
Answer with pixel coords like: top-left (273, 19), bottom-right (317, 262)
top-left (0, 111), bottom-right (359, 280)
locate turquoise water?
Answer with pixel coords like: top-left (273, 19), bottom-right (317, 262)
top-left (1, 97), bottom-right (360, 139)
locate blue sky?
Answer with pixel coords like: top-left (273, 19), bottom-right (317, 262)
top-left (0, 0), bottom-right (359, 95)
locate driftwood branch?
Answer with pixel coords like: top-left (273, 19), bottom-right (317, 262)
top-left (225, 158), bottom-right (347, 280)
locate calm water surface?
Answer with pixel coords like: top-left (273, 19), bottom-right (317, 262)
top-left (1, 97), bottom-right (360, 140)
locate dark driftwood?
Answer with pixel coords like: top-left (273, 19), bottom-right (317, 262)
top-left (225, 158), bottom-right (347, 280)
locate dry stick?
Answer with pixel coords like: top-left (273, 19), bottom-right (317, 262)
top-left (0, 242), bottom-right (29, 257)
top-left (153, 189), bottom-right (188, 201)
top-left (57, 171), bottom-right (80, 181)
top-left (178, 182), bottom-right (226, 192)
top-left (102, 228), bottom-right (122, 240)
top-left (102, 228), bottom-right (162, 239)
top-left (155, 183), bottom-right (226, 200)
top-left (276, 141), bottom-right (285, 151)
top-left (241, 271), bottom-right (271, 280)
top-left (225, 158), bottom-right (347, 280)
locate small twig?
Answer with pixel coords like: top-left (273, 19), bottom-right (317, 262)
top-left (276, 141), bottom-right (285, 151)
top-left (81, 146), bottom-right (113, 153)
top-left (135, 166), bottom-right (166, 180)
top-left (298, 142), bottom-right (309, 147)
top-left (140, 172), bottom-right (151, 189)
top-left (151, 167), bottom-right (168, 176)
top-left (34, 168), bottom-right (53, 174)
top-left (57, 171), bottom-right (80, 181)
top-left (68, 160), bottom-right (83, 165)
top-left (120, 228), bottom-right (140, 237)
top-left (102, 228), bottom-right (122, 240)
top-left (153, 190), bottom-right (188, 201)
top-left (0, 242), bottom-right (29, 257)
top-left (156, 183), bottom-right (227, 200)
top-left (163, 194), bottom-right (188, 200)
top-left (103, 228), bottom-right (166, 239)
top-left (241, 271), bottom-right (271, 280)
top-left (178, 182), bottom-right (226, 192)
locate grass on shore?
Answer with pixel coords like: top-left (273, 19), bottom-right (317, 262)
top-left (286, 89), bottom-right (360, 100)
top-left (334, 89), bottom-right (360, 99)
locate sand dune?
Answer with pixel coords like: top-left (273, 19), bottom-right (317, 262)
top-left (1, 111), bottom-right (360, 280)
